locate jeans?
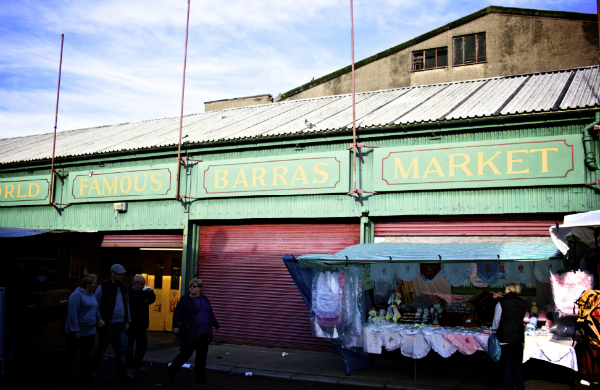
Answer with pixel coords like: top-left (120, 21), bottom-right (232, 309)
top-left (168, 333), bottom-right (210, 383)
top-left (92, 322), bottom-right (128, 378)
top-left (500, 343), bottom-right (525, 390)
top-left (126, 328), bottom-right (148, 369)
top-left (55, 333), bottom-right (96, 384)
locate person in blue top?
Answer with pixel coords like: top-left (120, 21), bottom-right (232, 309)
top-left (54, 274), bottom-right (104, 386)
top-left (168, 278), bottom-right (221, 384)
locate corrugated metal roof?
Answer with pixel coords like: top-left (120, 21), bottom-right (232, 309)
top-left (2, 66), bottom-right (599, 165)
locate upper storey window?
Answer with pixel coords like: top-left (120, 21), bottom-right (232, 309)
top-left (453, 33), bottom-right (486, 65)
top-left (412, 47), bottom-right (448, 71)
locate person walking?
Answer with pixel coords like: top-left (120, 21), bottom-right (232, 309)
top-left (168, 278), bottom-right (221, 384)
top-left (54, 274), bottom-right (104, 386)
top-left (92, 264), bottom-right (133, 383)
top-left (492, 281), bottom-right (527, 390)
top-left (126, 275), bottom-right (156, 373)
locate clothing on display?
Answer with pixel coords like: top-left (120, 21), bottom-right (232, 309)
top-left (550, 270), bottom-right (594, 317)
top-left (420, 263), bottom-right (441, 284)
top-left (476, 263), bottom-right (500, 285)
top-left (504, 261), bottom-right (534, 284)
top-left (312, 271), bottom-right (345, 326)
top-left (533, 260), bottom-right (564, 284)
top-left (395, 262), bottom-right (420, 282)
top-left (440, 263), bottom-right (473, 287)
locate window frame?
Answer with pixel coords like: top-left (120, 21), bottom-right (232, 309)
top-left (453, 33), bottom-right (486, 66)
top-left (411, 46), bottom-right (448, 72)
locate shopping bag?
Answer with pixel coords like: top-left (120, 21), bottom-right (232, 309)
top-left (488, 334), bottom-right (501, 362)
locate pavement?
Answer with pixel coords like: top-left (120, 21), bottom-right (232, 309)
top-left (23, 331), bottom-right (587, 390)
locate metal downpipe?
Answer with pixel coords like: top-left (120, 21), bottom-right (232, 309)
top-left (582, 111), bottom-right (600, 171)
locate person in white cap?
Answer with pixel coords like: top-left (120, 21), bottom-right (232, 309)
top-left (91, 264), bottom-right (133, 383)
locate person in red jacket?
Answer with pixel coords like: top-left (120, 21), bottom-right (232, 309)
top-left (168, 278), bottom-right (221, 384)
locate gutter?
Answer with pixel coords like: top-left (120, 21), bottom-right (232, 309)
top-left (582, 111), bottom-right (600, 171)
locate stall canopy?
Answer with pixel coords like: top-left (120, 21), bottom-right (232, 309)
top-left (550, 210), bottom-right (600, 255)
top-left (0, 227), bottom-right (96, 238)
top-left (296, 242), bottom-right (561, 267)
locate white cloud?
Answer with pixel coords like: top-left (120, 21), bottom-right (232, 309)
top-left (0, 0), bottom-right (594, 139)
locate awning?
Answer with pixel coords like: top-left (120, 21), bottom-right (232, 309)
top-left (0, 227), bottom-right (96, 238)
top-left (297, 242), bottom-right (561, 266)
top-left (550, 210), bottom-right (600, 255)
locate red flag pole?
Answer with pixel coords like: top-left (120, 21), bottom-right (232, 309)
top-left (176, 0), bottom-right (191, 201)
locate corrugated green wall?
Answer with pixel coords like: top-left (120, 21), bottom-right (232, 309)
top-left (1, 113), bottom-right (598, 230)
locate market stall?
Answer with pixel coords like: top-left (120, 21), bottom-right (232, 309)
top-left (284, 241), bottom-right (589, 375)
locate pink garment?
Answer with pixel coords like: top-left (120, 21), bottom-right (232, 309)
top-left (550, 271), bottom-right (594, 317)
top-left (443, 334), bottom-right (481, 355)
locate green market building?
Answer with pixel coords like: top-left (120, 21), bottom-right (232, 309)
top-left (1, 66), bottom-right (599, 350)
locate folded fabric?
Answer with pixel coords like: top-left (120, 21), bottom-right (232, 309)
top-left (505, 261), bottom-right (534, 284)
top-left (441, 263), bottom-right (473, 287)
top-left (362, 327), bottom-right (383, 354)
top-left (382, 330), bottom-right (403, 352)
top-left (443, 334), bottom-right (481, 355)
top-left (401, 333), bottom-right (431, 359)
top-left (477, 263), bottom-right (499, 285)
top-left (425, 334), bottom-right (457, 358)
top-left (420, 263), bottom-right (442, 284)
top-left (534, 260), bottom-right (563, 284)
top-left (395, 262), bottom-right (420, 281)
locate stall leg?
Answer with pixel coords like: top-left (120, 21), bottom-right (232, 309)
top-left (414, 359), bottom-right (417, 382)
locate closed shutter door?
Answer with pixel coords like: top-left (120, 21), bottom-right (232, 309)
top-left (198, 223), bottom-right (360, 351)
top-left (374, 215), bottom-right (564, 236)
top-left (73, 234), bottom-right (183, 248)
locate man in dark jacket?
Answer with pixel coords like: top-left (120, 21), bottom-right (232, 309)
top-left (92, 264), bottom-right (133, 383)
top-left (492, 282), bottom-right (527, 390)
top-left (126, 275), bottom-right (156, 373)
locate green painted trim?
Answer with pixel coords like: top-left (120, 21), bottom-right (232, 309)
top-left (278, 6), bottom-right (597, 101)
top-left (1, 110), bottom-right (595, 174)
top-left (180, 220), bottom-right (198, 297)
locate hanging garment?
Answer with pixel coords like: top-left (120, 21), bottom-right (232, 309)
top-left (312, 271), bottom-right (345, 326)
top-left (420, 263), bottom-right (442, 284)
top-left (443, 334), bottom-right (481, 355)
top-left (504, 261), bottom-right (534, 284)
top-left (476, 262), bottom-right (499, 285)
top-left (370, 263), bottom-right (395, 283)
top-left (551, 270), bottom-right (594, 317)
top-left (401, 333), bottom-right (431, 359)
top-left (441, 263), bottom-right (473, 287)
top-left (395, 262), bottom-right (420, 281)
top-left (424, 334), bottom-right (457, 358)
top-left (358, 265), bottom-right (373, 290)
top-left (534, 260), bottom-right (564, 283)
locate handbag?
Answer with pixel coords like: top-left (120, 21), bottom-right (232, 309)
top-left (488, 334), bottom-right (501, 362)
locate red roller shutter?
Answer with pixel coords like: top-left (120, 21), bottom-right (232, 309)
top-left (197, 223), bottom-right (360, 351)
top-left (374, 215), bottom-right (564, 236)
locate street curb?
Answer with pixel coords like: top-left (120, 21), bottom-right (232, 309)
top-left (291, 374), bottom-right (341, 384)
top-left (339, 377), bottom-right (387, 388)
top-left (229, 369), bottom-right (294, 380)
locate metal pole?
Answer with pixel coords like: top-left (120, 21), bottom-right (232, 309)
top-left (350, 0), bottom-right (357, 193)
top-left (176, 0), bottom-right (191, 199)
top-left (48, 34), bottom-right (64, 205)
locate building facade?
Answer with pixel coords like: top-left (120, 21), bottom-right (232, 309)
top-left (1, 66), bottom-right (599, 350)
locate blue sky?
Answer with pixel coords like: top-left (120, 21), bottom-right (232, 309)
top-left (0, 0), bottom-right (596, 138)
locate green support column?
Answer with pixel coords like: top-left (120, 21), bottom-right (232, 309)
top-left (360, 212), bottom-right (374, 244)
top-left (180, 221), bottom-right (199, 297)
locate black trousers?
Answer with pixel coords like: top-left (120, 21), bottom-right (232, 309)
top-left (126, 328), bottom-right (148, 369)
top-left (500, 343), bottom-right (525, 390)
top-left (168, 333), bottom-right (210, 383)
top-left (55, 333), bottom-right (96, 384)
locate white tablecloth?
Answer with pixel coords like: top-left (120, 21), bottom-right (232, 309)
top-left (363, 324), bottom-right (577, 371)
top-left (523, 334), bottom-right (577, 371)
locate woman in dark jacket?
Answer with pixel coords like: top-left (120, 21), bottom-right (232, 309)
top-left (168, 278), bottom-right (221, 384)
top-left (492, 282), bottom-right (527, 390)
